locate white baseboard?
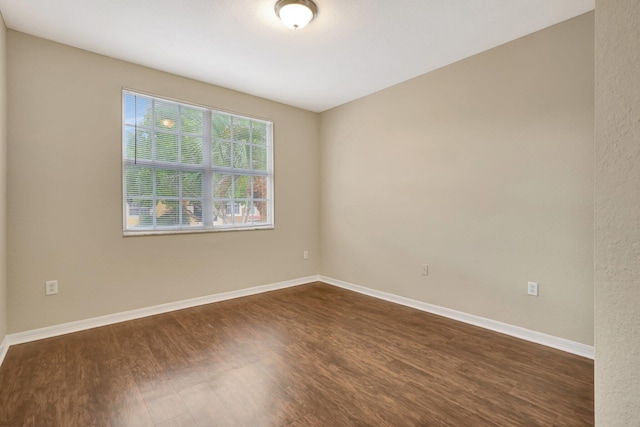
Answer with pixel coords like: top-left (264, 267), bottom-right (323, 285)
top-left (320, 276), bottom-right (595, 359)
top-left (0, 335), bottom-right (8, 367)
top-left (0, 274), bottom-right (594, 370)
top-left (5, 276), bottom-right (318, 349)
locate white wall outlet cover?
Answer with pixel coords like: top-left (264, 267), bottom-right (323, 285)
top-left (45, 280), bottom-right (58, 296)
top-left (527, 281), bottom-right (539, 296)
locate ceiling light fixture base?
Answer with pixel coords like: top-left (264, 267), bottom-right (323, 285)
top-left (275, 0), bottom-right (318, 30)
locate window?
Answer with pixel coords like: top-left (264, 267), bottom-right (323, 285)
top-left (122, 90), bottom-right (273, 235)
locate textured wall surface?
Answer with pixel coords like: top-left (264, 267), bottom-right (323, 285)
top-left (7, 31), bottom-right (320, 333)
top-left (595, 1), bottom-right (640, 424)
top-left (0, 14), bottom-right (6, 343)
top-left (320, 13), bottom-right (594, 345)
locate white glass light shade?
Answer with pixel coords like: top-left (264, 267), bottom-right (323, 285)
top-left (275, 0), bottom-right (317, 30)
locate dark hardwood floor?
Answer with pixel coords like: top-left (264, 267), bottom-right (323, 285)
top-left (0, 282), bottom-right (593, 426)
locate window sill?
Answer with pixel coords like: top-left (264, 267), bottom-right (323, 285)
top-left (123, 225), bottom-right (274, 237)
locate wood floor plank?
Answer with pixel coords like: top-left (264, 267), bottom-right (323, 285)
top-left (154, 412), bottom-right (198, 427)
top-left (0, 282), bottom-right (593, 426)
top-left (177, 382), bottom-right (238, 427)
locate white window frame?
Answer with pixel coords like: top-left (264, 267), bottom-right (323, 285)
top-left (122, 89), bottom-right (274, 236)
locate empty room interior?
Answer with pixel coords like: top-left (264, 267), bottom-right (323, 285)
top-left (0, 0), bottom-right (638, 426)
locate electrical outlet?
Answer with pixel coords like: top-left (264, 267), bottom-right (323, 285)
top-left (303, 250), bottom-right (309, 259)
top-left (527, 281), bottom-right (538, 297)
top-left (45, 280), bottom-right (58, 296)
top-left (421, 264), bottom-right (429, 276)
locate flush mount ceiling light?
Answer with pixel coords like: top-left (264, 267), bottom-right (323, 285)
top-left (275, 0), bottom-right (317, 30)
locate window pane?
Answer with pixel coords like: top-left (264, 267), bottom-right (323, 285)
top-left (253, 200), bottom-right (268, 224)
top-left (182, 171), bottom-right (202, 198)
top-left (182, 200), bottom-right (203, 226)
top-left (124, 94), bottom-right (152, 126)
top-left (212, 140), bottom-right (231, 167)
top-left (252, 171), bottom-right (269, 222)
top-left (213, 173), bottom-right (232, 199)
top-left (155, 100), bottom-right (179, 130)
top-left (247, 201), bottom-right (257, 224)
top-left (181, 136), bottom-right (202, 165)
top-left (181, 106), bottom-right (204, 134)
top-left (126, 198), bottom-right (154, 228)
top-left (125, 166), bottom-right (153, 197)
top-left (235, 200), bottom-right (251, 224)
top-left (124, 126), bottom-right (135, 159)
top-left (251, 121), bottom-right (267, 145)
top-left (156, 132), bottom-right (179, 163)
top-left (234, 175), bottom-right (251, 199)
top-left (212, 113), bottom-right (230, 139)
top-left (252, 146), bottom-right (267, 171)
top-left (156, 169), bottom-right (179, 197)
top-left (233, 117), bottom-right (250, 142)
top-left (124, 127), bottom-right (152, 161)
top-left (125, 198), bottom-right (142, 227)
top-left (252, 176), bottom-right (268, 199)
top-left (233, 143), bottom-right (250, 169)
top-left (213, 200), bottom-right (233, 225)
top-left (155, 200), bottom-right (179, 226)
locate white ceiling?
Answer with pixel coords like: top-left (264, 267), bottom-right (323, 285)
top-left (0, 0), bottom-right (594, 112)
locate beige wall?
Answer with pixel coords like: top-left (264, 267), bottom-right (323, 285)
top-left (6, 31), bottom-right (320, 333)
top-left (320, 13), bottom-right (594, 345)
top-left (4, 13), bottom-right (596, 349)
top-left (595, 1), bottom-right (640, 424)
top-left (0, 14), bottom-right (6, 343)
